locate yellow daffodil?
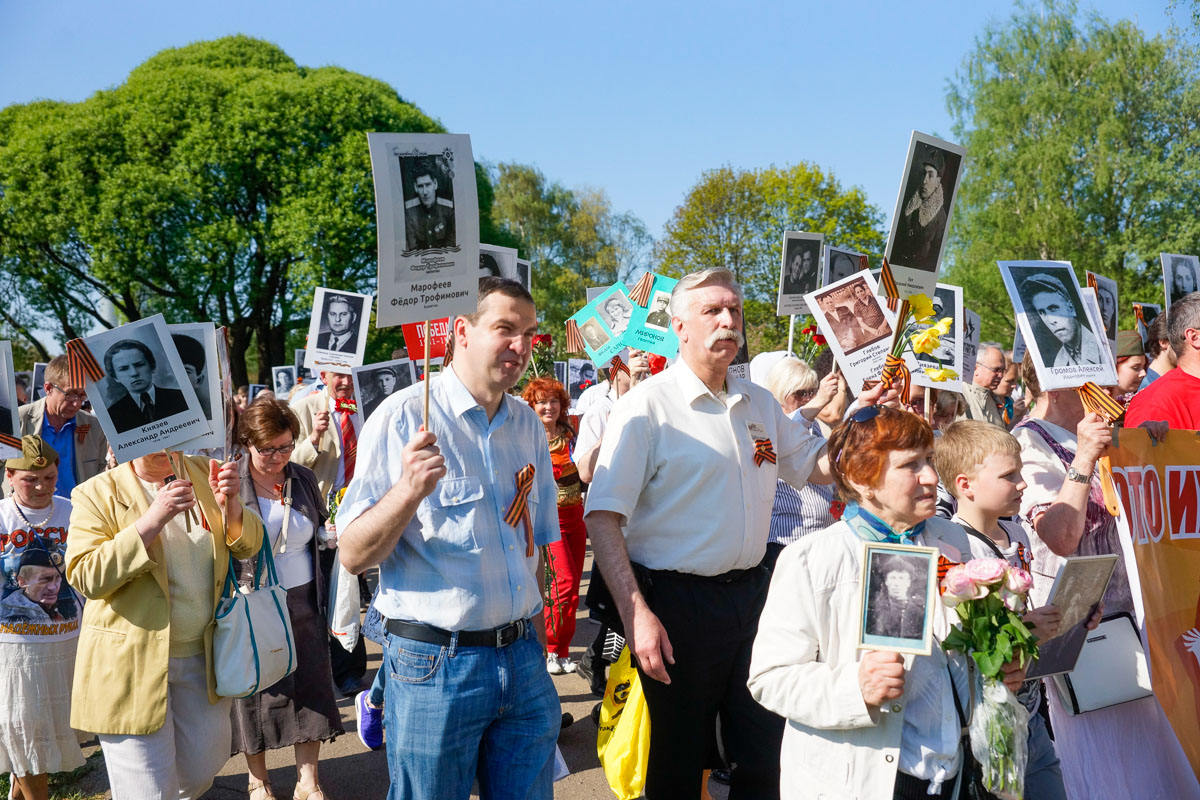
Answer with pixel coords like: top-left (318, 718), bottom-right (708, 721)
top-left (909, 293), bottom-right (936, 323)
top-left (923, 367), bottom-right (959, 382)
top-left (910, 326), bottom-right (942, 355)
top-left (933, 317), bottom-right (953, 335)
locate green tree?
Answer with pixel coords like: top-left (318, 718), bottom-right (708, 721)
top-left (0, 36), bottom-right (508, 384)
top-left (655, 163), bottom-right (885, 352)
top-left (945, 1), bottom-right (1200, 341)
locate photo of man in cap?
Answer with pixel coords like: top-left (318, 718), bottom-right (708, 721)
top-left (1019, 272), bottom-right (1103, 368)
top-left (172, 333), bottom-right (211, 419)
top-left (403, 157), bottom-right (456, 251)
top-left (890, 142), bottom-right (959, 273)
top-left (645, 291), bottom-right (672, 330)
top-left (103, 339), bottom-right (190, 434)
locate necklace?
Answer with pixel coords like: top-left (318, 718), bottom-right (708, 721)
top-left (252, 475), bottom-right (284, 499)
top-left (12, 498), bottom-right (55, 529)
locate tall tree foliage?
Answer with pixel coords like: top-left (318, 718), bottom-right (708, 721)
top-left (945, 2), bottom-right (1200, 340)
top-left (0, 36), bottom-right (507, 383)
top-left (654, 163), bottom-right (885, 352)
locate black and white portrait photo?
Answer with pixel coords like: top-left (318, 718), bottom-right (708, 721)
top-left (568, 359), bottom-right (597, 402)
top-left (0, 342), bottom-right (16, 439)
top-left (479, 244), bottom-right (519, 283)
top-left (516, 259), bottom-right (531, 291)
top-left (824, 246), bottom-right (868, 287)
top-left (597, 292), bottom-right (634, 337)
top-left (351, 358), bottom-right (416, 423)
top-left (888, 137), bottom-right (963, 274)
top-left (303, 287), bottom-right (373, 375)
top-left (81, 314), bottom-right (207, 462)
top-left (1086, 271), bottom-right (1119, 349)
top-left (294, 349), bottom-right (313, 383)
top-left (645, 290), bottom-right (673, 331)
top-left (401, 155), bottom-right (456, 252)
top-left (29, 363), bottom-right (46, 403)
top-left (248, 384), bottom-right (268, 404)
top-left (1162, 253), bottom-right (1199, 309)
top-left (553, 361), bottom-right (567, 387)
top-left (272, 366), bottom-right (297, 396)
top-left (812, 278), bottom-right (890, 356)
top-left (167, 322), bottom-right (223, 451)
top-left (579, 318), bottom-right (611, 351)
top-left (1133, 303), bottom-right (1161, 352)
top-left (776, 232), bottom-right (823, 315)
top-left (859, 543), bottom-right (937, 655)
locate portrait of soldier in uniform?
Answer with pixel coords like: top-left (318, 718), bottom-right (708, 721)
top-left (645, 291), bottom-right (672, 330)
top-left (403, 157), bottom-right (456, 251)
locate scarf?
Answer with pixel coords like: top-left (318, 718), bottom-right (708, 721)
top-left (903, 180), bottom-right (944, 228)
top-left (843, 501), bottom-right (924, 545)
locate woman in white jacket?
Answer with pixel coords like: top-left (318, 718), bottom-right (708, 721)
top-left (748, 405), bottom-right (1026, 799)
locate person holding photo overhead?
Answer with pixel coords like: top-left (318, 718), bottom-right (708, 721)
top-left (315, 295), bottom-right (360, 354)
top-left (103, 339), bottom-right (190, 434)
top-left (1020, 274), bottom-right (1102, 367)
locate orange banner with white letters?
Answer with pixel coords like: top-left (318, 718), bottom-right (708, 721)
top-left (1107, 429), bottom-right (1200, 775)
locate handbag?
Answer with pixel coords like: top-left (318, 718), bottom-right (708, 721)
top-left (1050, 612), bottom-right (1152, 715)
top-left (327, 551), bottom-right (361, 653)
top-left (213, 544), bottom-right (297, 698)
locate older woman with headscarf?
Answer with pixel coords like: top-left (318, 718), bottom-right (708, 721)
top-left (749, 405), bottom-right (1027, 799)
top-left (66, 448), bottom-right (262, 800)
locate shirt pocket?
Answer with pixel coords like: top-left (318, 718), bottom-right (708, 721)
top-left (425, 476), bottom-right (484, 551)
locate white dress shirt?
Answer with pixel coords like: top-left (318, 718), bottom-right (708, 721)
top-left (573, 386), bottom-right (617, 460)
top-left (585, 359), bottom-right (826, 575)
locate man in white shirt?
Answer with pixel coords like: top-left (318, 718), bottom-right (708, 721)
top-left (585, 268), bottom-right (836, 799)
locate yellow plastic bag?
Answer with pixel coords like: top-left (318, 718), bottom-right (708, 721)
top-left (596, 646), bottom-right (650, 800)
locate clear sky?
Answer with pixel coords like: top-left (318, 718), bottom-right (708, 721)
top-left (0, 0), bottom-right (1174, 240)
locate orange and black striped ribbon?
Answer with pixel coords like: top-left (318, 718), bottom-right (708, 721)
top-left (1076, 381), bottom-right (1124, 424)
top-left (628, 273), bottom-right (655, 307)
top-left (503, 464), bottom-right (537, 557)
top-left (753, 438), bottom-right (777, 467)
top-left (936, 555), bottom-right (960, 594)
top-left (879, 258), bottom-right (900, 301)
top-left (76, 424), bottom-right (91, 445)
top-left (609, 355), bottom-right (630, 378)
top-left (1133, 303), bottom-right (1147, 330)
top-left (564, 319), bottom-right (585, 353)
top-left (0, 432), bottom-right (21, 451)
top-left (65, 338), bottom-right (104, 386)
top-left (1086, 273), bottom-right (1099, 293)
top-left (880, 352), bottom-right (911, 405)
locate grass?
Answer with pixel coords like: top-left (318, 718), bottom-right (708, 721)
top-left (1, 750), bottom-right (108, 800)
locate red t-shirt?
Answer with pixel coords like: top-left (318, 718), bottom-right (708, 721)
top-left (1124, 367), bottom-right (1200, 430)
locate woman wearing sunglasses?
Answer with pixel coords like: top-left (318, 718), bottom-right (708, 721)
top-left (749, 405), bottom-right (1026, 799)
top-left (230, 398), bottom-right (343, 800)
top-left (0, 436), bottom-right (83, 800)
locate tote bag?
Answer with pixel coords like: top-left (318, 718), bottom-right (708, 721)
top-left (213, 544), bottom-right (297, 698)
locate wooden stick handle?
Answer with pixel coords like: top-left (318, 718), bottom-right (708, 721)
top-left (422, 320), bottom-right (433, 431)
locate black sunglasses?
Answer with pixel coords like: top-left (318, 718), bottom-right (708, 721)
top-left (835, 405), bottom-right (882, 464)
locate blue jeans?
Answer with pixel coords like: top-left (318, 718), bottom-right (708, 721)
top-left (1025, 711), bottom-right (1066, 800)
top-left (383, 623), bottom-right (559, 800)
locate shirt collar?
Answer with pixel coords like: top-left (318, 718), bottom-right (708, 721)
top-left (672, 358), bottom-right (745, 409)
top-left (440, 363), bottom-right (510, 427)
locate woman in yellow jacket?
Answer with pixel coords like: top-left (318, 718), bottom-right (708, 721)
top-left (65, 451), bottom-right (263, 800)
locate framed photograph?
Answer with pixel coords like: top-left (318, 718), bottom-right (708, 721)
top-left (272, 366), bottom-right (298, 398)
top-left (883, 131), bottom-right (966, 300)
top-left (1085, 271), bottom-right (1119, 356)
top-left (999, 261), bottom-right (1117, 391)
top-left (567, 359), bottom-right (598, 402)
top-left (1026, 555), bottom-right (1118, 679)
top-left (167, 322), bottom-right (222, 451)
top-left (804, 271), bottom-right (894, 394)
top-left (351, 358), bottom-right (417, 424)
top-left (516, 258), bottom-right (532, 291)
top-left (247, 384), bottom-right (268, 404)
top-left (858, 542), bottom-right (939, 656)
top-left (823, 246), bottom-right (870, 288)
top-left (553, 361), bottom-right (567, 387)
top-left (907, 283), bottom-right (964, 394)
top-left (479, 243), bottom-right (519, 281)
top-left (367, 132), bottom-right (480, 328)
top-left (776, 232), bottom-right (824, 315)
top-left (294, 348), bottom-right (314, 383)
top-left (962, 307), bottom-right (982, 379)
top-left (1160, 253), bottom-right (1199, 309)
top-left (30, 363), bottom-right (46, 403)
top-left (81, 314), bottom-right (208, 463)
top-left (0, 341), bottom-right (18, 447)
top-left (1133, 302), bottom-right (1161, 352)
top-left (303, 287), bottom-right (373, 375)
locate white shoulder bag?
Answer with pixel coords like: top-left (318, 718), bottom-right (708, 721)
top-left (213, 543), bottom-right (297, 698)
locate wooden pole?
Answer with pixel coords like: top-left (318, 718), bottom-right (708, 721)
top-left (422, 319), bottom-right (433, 431)
top-left (924, 385), bottom-right (933, 425)
top-left (786, 314), bottom-right (796, 357)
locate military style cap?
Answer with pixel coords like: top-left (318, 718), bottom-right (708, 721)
top-left (6, 435), bottom-right (59, 471)
top-left (1117, 330), bottom-right (1145, 359)
top-left (1020, 273), bottom-right (1072, 301)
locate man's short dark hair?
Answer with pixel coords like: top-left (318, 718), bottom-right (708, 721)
top-left (1168, 292), bottom-right (1200, 355)
top-left (412, 158), bottom-right (437, 184)
top-left (14, 374), bottom-right (28, 388)
top-left (1146, 312), bottom-right (1170, 358)
top-left (462, 277), bottom-right (535, 324)
top-left (103, 339), bottom-right (156, 376)
top-left (172, 335), bottom-right (205, 374)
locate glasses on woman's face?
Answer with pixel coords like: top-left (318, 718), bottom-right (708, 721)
top-left (254, 443), bottom-right (296, 458)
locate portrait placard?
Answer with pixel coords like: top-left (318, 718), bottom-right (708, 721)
top-left (1085, 271), bottom-right (1119, 357)
top-left (568, 283), bottom-right (636, 365)
top-left (962, 308), bottom-right (982, 379)
top-left (30, 363), bottom-right (46, 403)
top-left (516, 258), bottom-right (532, 291)
top-left (553, 361), bottom-right (567, 387)
top-left (303, 287), bottom-right (373, 375)
top-left (776, 232), bottom-right (823, 315)
top-left (567, 359), bottom-right (599, 403)
top-left (907, 283), bottom-right (964, 394)
top-left (1013, 326), bottom-right (1026, 365)
top-left (804, 271), bottom-right (895, 394)
top-left (1025, 555), bottom-right (1117, 679)
top-left (0, 342), bottom-right (18, 454)
top-left (272, 366), bottom-right (298, 397)
top-left (883, 131), bottom-right (966, 300)
top-left (368, 132), bottom-right (479, 327)
top-left (479, 243), bottom-right (518, 281)
top-left (167, 322), bottom-right (222, 452)
top-left (1132, 302), bottom-right (1161, 352)
top-left (823, 246), bottom-right (870, 288)
top-left (401, 317), bottom-right (450, 362)
top-left (294, 349), bottom-right (314, 383)
top-left (726, 318), bottom-right (751, 383)
top-left (248, 384), bottom-right (268, 404)
top-left (619, 273), bottom-right (680, 358)
top-left (1160, 253), bottom-right (1199, 309)
top-left (82, 314), bottom-right (208, 463)
top-left (1080, 287), bottom-right (1120, 381)
top-left (351, 358), bottom-right (417, 425)
top-left (999, 261), bottom-right (1117, 391)
top-left (857, 542), bottom-right (939, 656)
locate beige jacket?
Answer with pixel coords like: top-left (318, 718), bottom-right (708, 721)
top-left (290, 389), bottom-right (341, 499)
top-left (15, 398), bottom-right (108, 485)
top-left (958, 382), bottom-right (1006, 428)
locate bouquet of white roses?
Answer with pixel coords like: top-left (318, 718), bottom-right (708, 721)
top-left (942, 558), bottom-right (1039, 800)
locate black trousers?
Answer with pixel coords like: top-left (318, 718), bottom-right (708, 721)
top-left (635, 566), bottom-right (783, 800)
top-left (319, 548), bottom-right (366, 686)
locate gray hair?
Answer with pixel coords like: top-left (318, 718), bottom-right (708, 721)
top-left (1169, 292), bottom-right (1200, 355)
top-left (669, 268), bottom-right (744, 321)
top-left (979, 342), bottom-right (1005, 360)
top-left (765, 356), bottom-right (817, 406)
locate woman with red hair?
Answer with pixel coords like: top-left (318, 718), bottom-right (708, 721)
top-left (522, 376), bottom-right (585, 674)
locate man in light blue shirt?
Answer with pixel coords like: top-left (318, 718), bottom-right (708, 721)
top-left (338, 278), bottom-right (560, 800)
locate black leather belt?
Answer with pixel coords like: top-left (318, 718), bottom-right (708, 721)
top-left (645, 565), bottom-right (759, 584)
top-left (384, 617), bottom-right (529, 648)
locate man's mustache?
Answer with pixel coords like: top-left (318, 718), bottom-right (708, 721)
top-left (705, 328), bottom-right (744, 349)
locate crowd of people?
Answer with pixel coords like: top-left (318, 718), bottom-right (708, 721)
top-left (1, 270), bottom-right (1199, 799)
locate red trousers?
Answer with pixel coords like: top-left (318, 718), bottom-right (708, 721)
top-left (543, 502), bottom-right (587, 656)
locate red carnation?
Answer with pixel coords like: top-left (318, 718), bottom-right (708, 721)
top-left (647, 354), bottom-right (668, 374)
top-left (533, 333), bottom-right (553, 347)
top-left (812, 334), bottom-right (827, 346)
top-left (801, 325), bottom-right (817, 335)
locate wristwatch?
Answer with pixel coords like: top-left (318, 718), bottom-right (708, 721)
top-left (1066, 465), bottom-right (1092, 483)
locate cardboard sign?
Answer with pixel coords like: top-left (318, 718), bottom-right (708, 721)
top-left (804, 271), bottom-right (894, 394)
top-left (401, 317), bottom-right (451, 362)
top-left (368, 132), bottom-right (480, 327)
top-left (776, 232), bottom-right (823, 315)
top-left (619, 273), bottom-right (680, 358)
top-left (824, 245), bottom-right (870, 287)
top-left (303, 287), bottom-right (373, 375)
top-left (568, 283), bottom-right (637, 365)
top-left (962, 308), bottom-right (982, 379)
top-left (1133, 302), bottom-right (1162, 352)
top-left (1161, 253), bottom-right (1200, 310)
top-left (351, 357), bottom-right (418, 425)
top-left (905, 283), bottom-right (964, 394)
top-left (167, 322), bottom-right (223, 452)
top-left (1085, 270), bottom-right (1119, 357)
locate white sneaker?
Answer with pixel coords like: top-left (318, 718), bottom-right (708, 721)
top-left (559, 657), bottom-right (578, 674)
top-left (546, 654), bottom-right (566, 675)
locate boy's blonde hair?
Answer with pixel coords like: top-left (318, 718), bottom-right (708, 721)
top-left (934, 420), bottom-right (1021, 499)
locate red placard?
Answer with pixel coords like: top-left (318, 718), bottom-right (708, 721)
top-left (401, 318), bottom-right (450, 361)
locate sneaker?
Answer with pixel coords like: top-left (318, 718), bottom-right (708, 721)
top-left (355, 690), bottom-right (384, 750)
top-left (546, 654), bottom-right (566, 675)
top-left (559, 656), bottom-right (578, 674)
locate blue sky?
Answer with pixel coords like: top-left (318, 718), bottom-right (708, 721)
top-left (0, 0), bottom-right (1174, 240)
